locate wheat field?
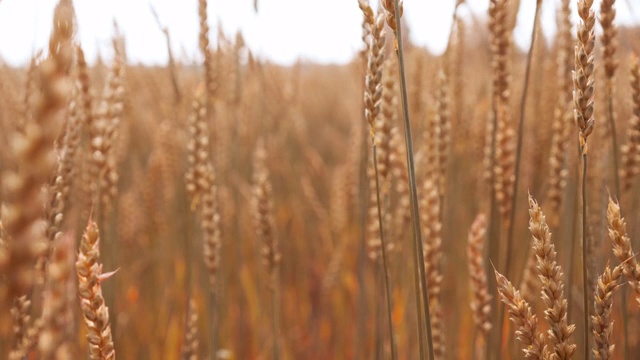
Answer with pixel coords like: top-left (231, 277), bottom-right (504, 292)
top-left (1, 0), bottom-right (640, 359)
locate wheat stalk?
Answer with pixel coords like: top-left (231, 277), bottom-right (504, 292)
top-left (381, 1), bottom-right (435, 358)
top-left (574, 0), bottom-right (596, 353)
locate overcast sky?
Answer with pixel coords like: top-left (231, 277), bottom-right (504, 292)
top-left (0, 0), bottom-right (638, 66)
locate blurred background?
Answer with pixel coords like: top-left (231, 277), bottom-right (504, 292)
top-left (0, 0), bottom-right (638, 66)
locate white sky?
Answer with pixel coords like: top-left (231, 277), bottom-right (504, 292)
top-left (0, 0), bottom-right (638, 66)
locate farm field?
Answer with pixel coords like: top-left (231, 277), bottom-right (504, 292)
top-left (2, 0), bottom-right (640, 359)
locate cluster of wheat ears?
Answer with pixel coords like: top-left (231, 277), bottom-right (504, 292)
top-left (2, 0), bottom-right (640, 358)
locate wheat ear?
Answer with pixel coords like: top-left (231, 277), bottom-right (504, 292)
top-left (591, 264), bottom-right (623, 360)
top-left (494, 268), bottom-right (548, 360)
top-left (528, 195), bottom-right (576, 359)
top-left (607, 197), bottom-right (640, 295)
top-left (76, 220), bottom-right (116, 360)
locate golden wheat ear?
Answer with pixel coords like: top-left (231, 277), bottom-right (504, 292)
top-left (76, 220), bottom-right (116, 360)
top-left (591, 264), bottom-right (623, 360)
top-left (493, 266), bottom-right (548, 360)
top-left (607, 197), bottom-right (640, 296)
top-left (528, 195), bottom-right (576, 358)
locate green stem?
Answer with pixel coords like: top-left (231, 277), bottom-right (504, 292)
top-left (391, 0), bottom-right (435, 358)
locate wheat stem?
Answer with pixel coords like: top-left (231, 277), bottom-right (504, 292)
top-left (372, 144), bottom-right (398, 360)
top-left (271, 272), bottom-right (281, 360)
top-left (581, 152), bottom-right (589, 356)
top-left (388, 0), bottom-right (435, 357)
top-left (505, 0), bottom-right (542, 283)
